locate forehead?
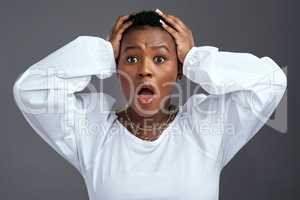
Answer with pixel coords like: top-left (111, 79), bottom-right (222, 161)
top-left (120, 26), bottom-right (176, 52)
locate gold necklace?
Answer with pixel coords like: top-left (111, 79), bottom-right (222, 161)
top-left (124, 105), bottom-right (178, 141)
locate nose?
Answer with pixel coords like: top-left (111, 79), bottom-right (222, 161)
top-left (138, 57), bottom-right (153, 78)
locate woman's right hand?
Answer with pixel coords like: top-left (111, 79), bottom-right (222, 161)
top-left (107, 14), bottom-right (133, 60)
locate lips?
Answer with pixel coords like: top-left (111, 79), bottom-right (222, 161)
top-left (136, 82), bottom-right (157, 105)
top-left (138, 85), bottom-right (155, 95)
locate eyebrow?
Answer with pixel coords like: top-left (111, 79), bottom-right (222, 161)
top-left (124, 44), bottom-right (170, 52)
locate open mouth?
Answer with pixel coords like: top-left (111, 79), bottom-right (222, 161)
top-left (136, 83), bottom-right (157, 104)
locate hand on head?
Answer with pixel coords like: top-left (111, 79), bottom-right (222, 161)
top-left (107, 9), bottom-right (195, 64)
top-left (107, 15), bottom-right (133, 60)
top-left (155, 9), bottom-right (194, 64)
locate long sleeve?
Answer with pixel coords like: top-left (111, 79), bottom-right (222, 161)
top-left (13, 36), bottom-right (117, 174)
top-left (182, 46), bottom-right (287, 168)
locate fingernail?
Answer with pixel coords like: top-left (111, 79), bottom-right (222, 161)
top-left (159, 19), bottom-right (166, 26)
top-left (155, 8), bottom-right (163, 15)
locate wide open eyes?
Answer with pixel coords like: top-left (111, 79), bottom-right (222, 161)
top-left (126, 56), bottom-right (139, 64)
top-left (126, 55), bottom-right (167, 64)
top-left (153, 56), bottom-right (166, 64)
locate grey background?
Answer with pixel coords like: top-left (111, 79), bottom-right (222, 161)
top-left (1, 0), bottom-right (297, 199)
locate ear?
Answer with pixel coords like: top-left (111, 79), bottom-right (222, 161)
top-left (176, 73), bottom-right (182, 80)
top-left (115, 57), bottom-right (119, 74)
top-left (115, 56), bottom-right (119, 66)
top-left (176, 61), bottom-right (183, 80)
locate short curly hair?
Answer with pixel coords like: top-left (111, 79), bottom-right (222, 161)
top-left (118, 10), bottom-right (182, 79)
top-left (122, 10), bottom-right (172, 35)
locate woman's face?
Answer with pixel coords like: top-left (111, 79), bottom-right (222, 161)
top-left (117, 26), bottom-right (180, 116)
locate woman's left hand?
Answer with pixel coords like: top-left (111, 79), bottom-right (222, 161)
top-left (155, 9), bottom-right (195, 64)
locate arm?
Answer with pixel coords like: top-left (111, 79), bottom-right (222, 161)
top-left (13, 36), bottom-right (116, 173)
top-left (182, 46), bottom-right (287, 168)
top-left (152, 9), bottom-right (287, 168)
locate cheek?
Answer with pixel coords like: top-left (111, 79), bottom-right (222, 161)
top-left (118, 69), bottom-right (134, 99)
top-left (159, 64), bottom-right (178, 82)
top-left (157, 65), bottom-right (178, 95)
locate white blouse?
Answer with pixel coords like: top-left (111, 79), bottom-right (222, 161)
top-left (13, 36), bottom-right (287, 200)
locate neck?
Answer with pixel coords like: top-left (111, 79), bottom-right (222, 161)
top-left (127, 102), bottom-right (172, 127)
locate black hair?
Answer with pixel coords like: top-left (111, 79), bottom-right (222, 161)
top-left (122, 10), bottom-right (173, 37)
top-left (118, 10), bottom-right (182, 79)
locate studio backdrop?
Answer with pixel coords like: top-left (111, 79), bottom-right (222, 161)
top-left (1, 0), bottom-right (296, 200)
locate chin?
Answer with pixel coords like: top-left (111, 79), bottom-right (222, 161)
top-left (131, 101), bottom-right (161, 117)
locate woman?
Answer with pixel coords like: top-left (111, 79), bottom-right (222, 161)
top-left (13, 9), bottom-right (286, 200)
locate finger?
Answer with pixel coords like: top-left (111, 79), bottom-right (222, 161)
top-left (160, 14), bottom-right (183, 32)
top-left (167, 15), bottom-right (189, 31)
top-left (114, 15), bottom-right (131, 31)
top-left (112, 21), bottom-right (133, 43)
top-left (109, 15), bottom-right (131, 40)
top-left (108, 19), bottom-right (132, 41)
top-left (160, 19), bottom-right (179, 40)
top-left (116, 20), bottom-right (133, 36)
top-left (155, 9), bottom-right (185, 32)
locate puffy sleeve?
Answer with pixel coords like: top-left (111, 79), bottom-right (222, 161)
top-left (13, 36), bottom-right (117, 174)
top-left (182, 46), bottom-right (287, 168)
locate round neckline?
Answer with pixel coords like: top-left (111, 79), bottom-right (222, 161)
top-left (111, 106), bottom-right (183, 146)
